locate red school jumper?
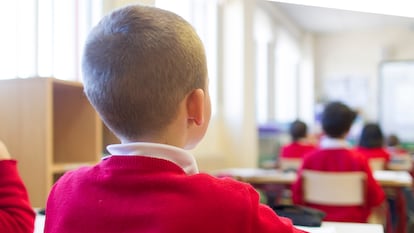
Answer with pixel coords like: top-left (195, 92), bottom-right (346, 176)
top-left (45, 143), bottom-right (306, 233)
top-left (0, 160), bottom-right (36, 233)
top-left (354, 147), bottom-right (391, 163)
top-left (291, 139), bottom-right (385, 223)
top-left (280, 142), bottom-right (317, 159)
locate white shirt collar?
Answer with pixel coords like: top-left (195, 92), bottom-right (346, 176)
top-left (319, 136), bottom-right (351, 149)
top-left (105, 142), bottom-right (199, 175)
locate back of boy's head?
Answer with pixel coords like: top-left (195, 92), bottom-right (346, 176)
top-left (358, 123), bottom-right (384, 148)
top-left (289, 120), bottom-right (307, 141)
top-left (321, 101), bottom-right (356, 138)
top-left (82, 5), bottom-right (207, 141)
top-left (386, 134), bottom-right (400, 147)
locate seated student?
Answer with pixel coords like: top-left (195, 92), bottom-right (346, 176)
top-left (0, 140), bottom-right (35, 233)
top-left (44, 5), bottom-right (306, 233)
top-left (385, 134), bottom-right (412, 171)
top-left (291, 101), bottom-right (385, 223)
top-left (277, 120), bottom-right (317, 172)
top-left (386, 134), bottom-right (410, 157)
top-left (280, 120), bottom-right (317, 159)
top-left (354, 123), bottom-right (391, 170)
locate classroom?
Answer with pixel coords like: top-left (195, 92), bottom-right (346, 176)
top-left (0, 0), bottom-right (414, 233)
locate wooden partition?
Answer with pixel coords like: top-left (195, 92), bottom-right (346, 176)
top-left (0, 78), bottom-right (118, 207)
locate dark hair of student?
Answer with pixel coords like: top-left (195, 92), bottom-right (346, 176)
top-left (290, 120), bottom-right (307, 142)
top-left (358, 123), bottom-right (384, 148)
top-left (321, 101), bottom-right (356, 138)
top-left (386, 134), bottom-right (400, 147)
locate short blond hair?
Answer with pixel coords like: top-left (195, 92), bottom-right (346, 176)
top-left (82, 5), bottom-right (208, 141)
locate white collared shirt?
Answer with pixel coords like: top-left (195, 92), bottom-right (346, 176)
top-left (105, 142), bottom-right (199, 175)
top-left (319, 136), bottom-right (352, 149)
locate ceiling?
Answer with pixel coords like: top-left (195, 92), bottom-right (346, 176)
top-left (270, 2), bottom-right (414, 33)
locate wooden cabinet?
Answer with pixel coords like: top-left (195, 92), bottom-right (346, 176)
top-left (0, 77), bottom-right (118, 207)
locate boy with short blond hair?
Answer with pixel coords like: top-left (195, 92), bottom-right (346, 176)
top-left (45, 5), bottom-right (305, 233)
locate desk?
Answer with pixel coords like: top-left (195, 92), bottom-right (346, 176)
top-left (297, 222), bottom-right (383, 233)
top-left (214, 168), bottom-right (410, 233)
top-left (214, 168), bottom-right (412, 188)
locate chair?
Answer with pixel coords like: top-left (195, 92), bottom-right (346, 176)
top-left (302, 170), bottom-right (366, 206)
top-left (280, 158), bottom-right (302, 172)
top-left (302, 170), bottom-right (389, 228)
top-left (369, 158), bottom-right (386, 171)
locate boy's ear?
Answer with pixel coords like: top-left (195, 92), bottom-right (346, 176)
top-left (186, 89), bottom-right (205, 126)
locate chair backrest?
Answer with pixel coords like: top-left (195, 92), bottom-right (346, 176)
top-left (369, 158), bottom-right (386, 171)
top-left (302, 170), bottom-right (366, 206)
top-left (280, 158), bottom-right (302, 172)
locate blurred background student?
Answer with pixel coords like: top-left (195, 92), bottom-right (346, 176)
top-left (277, 119), bottom-right (317, 172)
top-left (279, 120), bottom-right (317, 160)
top-left (0, 140), bottom-right (35, 233)
top-left (386, 134), bottom-right (410, 157)
top-left (355, 123), bottom-right (391, 170)
top-left (385, 134), bottom-right (412, 171)
top-left (291, 101), bottom-right (385, 223)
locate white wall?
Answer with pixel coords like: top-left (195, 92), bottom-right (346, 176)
top-left (315, 27), bottom-right (414, 120)
top-left (194, 0), bottom-right (259, 171)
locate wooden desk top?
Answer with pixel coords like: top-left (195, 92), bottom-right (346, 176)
top-left (214, 168), bottom-right (412, 188)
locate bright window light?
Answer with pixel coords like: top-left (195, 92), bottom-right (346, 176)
top-left (156, 0), bottom-right (218, 115)
top-left (0, 0), bottom-right (102, 81)
top-left (268, 0), bottom-right (414, 18)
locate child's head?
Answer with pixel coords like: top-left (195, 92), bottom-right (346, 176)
top-left (289, 120), bottom-right (307, 142)
top-left (386, 134), bottom-right (400, 147)
top-left (322, 101), bottom-right (356, 138)
top-left (358, 123), bottom-right (384, 148)
top-left (82, 5), bottom-right (210, 148)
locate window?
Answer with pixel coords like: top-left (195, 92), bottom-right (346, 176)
top-left (274, 31), bottom-right (300, 122)
top-left (0, 0), bottom-right (102, 81)
top-left (254, 7), bottom-right (302, 125)
top-left (156, 0), bottom-right (218, 114)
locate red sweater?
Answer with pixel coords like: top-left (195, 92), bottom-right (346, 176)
top-left (45, 156), bottom-right (306, 233)
top-left (0, 160), bottom-right (35, 233)
top-left (291, 148), bottom-right (385, 223)
top-left (354, 147), bottom-right (391, 163)
top-left (280, 142), bottom-right (316, 159)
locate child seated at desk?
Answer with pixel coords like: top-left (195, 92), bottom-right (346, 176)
top-left (386, 134), bottom-right (412, 171)
top-left (354, 123), bottom-right (390, 170)
top-left (280, 120), bottom-right (316, 158)
top-left (44, 5), bottom-right (306, 233)
top-left (291, 101), bottom-right (385, 223)
top-left (279, 120), bottom-right (317, 160)
top-left (278, 120), bottom-right (317, 172)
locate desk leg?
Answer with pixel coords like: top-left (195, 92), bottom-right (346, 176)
top-left (387, 188), bottom-right (408, 233)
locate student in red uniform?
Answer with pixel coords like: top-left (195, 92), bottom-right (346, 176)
top-left (385, 134), bottom-right (412, 171)
top-left (291, 101), bottom-right (385, 223)
top-left (280, 120), bottom-right (317, 159)
top-left (44, 5), bottom-right (306, 233)
top-left (386, 134), bottom-right (410, 157)
top-left (355, 123), bottom-right (391, 170)
top-left (0, 140), bottom-right (35, 233)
